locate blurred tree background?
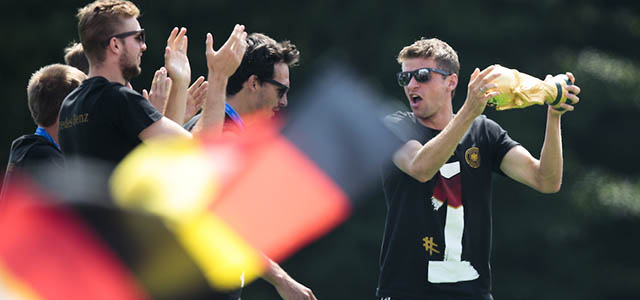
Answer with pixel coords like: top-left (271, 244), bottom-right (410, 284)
top-left (1, 0), bottom-right (639, 299)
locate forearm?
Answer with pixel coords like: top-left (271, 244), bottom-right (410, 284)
top-left (537, 109), bottom-right (563, 192)
top-left (163, 80), bottom-right (189, 125)
top-left (261, 258), bottom-right (288, 286)
top-left (401, 108), bottom-right (476, 182)
top-left (191, 74), bottom-right (226, 136)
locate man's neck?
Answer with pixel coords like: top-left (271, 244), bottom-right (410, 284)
top-left (415, 107), bottom-right (455, 131)
top-left (226, 94), bottom-right (252, 118)
top-left (227, 95), bottom-right (271, 127)
top-left (42, 124), bottom-right (59, 145)
top-left (88, 64), bottom-right (126, 86)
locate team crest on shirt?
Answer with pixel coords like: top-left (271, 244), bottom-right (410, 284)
top-left (465, 147), bottom-right (480, 168)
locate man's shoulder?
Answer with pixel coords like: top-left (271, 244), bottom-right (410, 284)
top-left (470, 114), bottom-right (503, 131)
top-left (383, 111), bottom-right (419, 142)
top-left (9, 135), bottom-right (61, 165)
top-left (384, 111), bottom-right (415, 124)
top-left (80, 77), bottom-right (142, 101)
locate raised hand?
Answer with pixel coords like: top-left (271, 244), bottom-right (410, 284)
top-left (191, 25), bottom-right (247, 135)
top-left (549, 72), bottom-right (581, 115)
top-left (165, 27), bottom-right (191, 86)
top-left (462, 65), bottom-right (501, 117)
top-left (163, 27), bottom-right (191, 124)
top-left (142, 67), bottom-right (172, 113)
top-left (184, 76), bottom-right (208, 121)
top-left (205, 24), bottom-right (248, 79)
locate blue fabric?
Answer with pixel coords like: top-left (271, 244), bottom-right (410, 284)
top-left (225, 103), bottom-right (245, 131)
top-left (35, 126), bottom-right (59, 150)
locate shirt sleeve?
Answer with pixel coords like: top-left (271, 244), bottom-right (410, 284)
top-left (113, 86), bottom-right (164, 140)
top-left (484, 117), bottom-right (520, 173)
top-left (383, 111), bottom-right (417, 143)
top-left (183, 113), bottom-right (201, 132)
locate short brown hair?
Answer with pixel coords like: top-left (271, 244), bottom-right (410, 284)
top-left (64, 42), bottom-right (89, 74)
top-left (27, 64), bottom-right (87, 127)
top-left (397, 38), bottom-right (460, 76)
top-left (227, 33), bottom-right (300, 96)
top-left (76, 0), bottom-right (140, 65)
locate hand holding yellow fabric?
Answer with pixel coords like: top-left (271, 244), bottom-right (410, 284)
top-left (485, 65), bottom-right (572, 111)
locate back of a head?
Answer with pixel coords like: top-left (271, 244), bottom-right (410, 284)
top-left (226, 32), bottom-right (300, 96)
top-left (397, 38), bottom-right (460, 76)
top-left (64, 42), bottom-right (89, 74)
top-left (27, 64), bottom-right (87, 127)
top-left (76, 0), bottom-right (140, 66)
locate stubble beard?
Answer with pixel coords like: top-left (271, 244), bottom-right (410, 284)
top-left (120, 49), bottom-right (141, 82)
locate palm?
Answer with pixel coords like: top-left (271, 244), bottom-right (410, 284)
top-left (205, 25), bottom-right (248, 78)
top-left (166, 50), bottom-right (190, 83)
top-left (165, 27), bottom-right (191, 84)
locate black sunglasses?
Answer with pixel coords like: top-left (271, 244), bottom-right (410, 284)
top-left (262, 78), bottom-right (289, 98)
top-left (396, 67), bottom-right (452, 86)
top-left (102, 29), bottom-right (145, 47)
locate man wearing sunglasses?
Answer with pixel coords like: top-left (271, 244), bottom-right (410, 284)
top-left (184, 33), bottom-right (317, 300)
top-left (377, 38), bottom-right (581, 300)
top-left (59, 0), bottom-right (246, 170)
top-left (185, 33), bottom-right (296, 133)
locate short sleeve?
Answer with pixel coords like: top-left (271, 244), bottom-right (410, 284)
top-left (112, 86), bottom-right (163, 140)
top-left (484, 117), bottom-right (520, 173)
top-left (383, 111), bottom-right (418, 143)
top-left (184, 113), bottom-right (201, 132)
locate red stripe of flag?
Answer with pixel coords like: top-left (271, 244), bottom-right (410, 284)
top-left (0, 180), bottom-right (149, 300)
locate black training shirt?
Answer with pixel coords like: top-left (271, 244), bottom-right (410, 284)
top-left (378, 111), bottom-right (519, 300)
top-left (58, 77), bottom-right (162, 168)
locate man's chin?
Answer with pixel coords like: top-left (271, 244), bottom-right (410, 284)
top-left (122, 66), bottom-right (142, 82)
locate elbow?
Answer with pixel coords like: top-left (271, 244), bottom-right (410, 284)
top-left (413, 174), bottom-right (431, 183)
top-left (408, 165), bottom-right (435, 183)
top-left (538, 179), bottom-right (562, 194)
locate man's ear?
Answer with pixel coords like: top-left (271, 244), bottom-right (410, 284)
top-left (447, 73), bottom-right (458, 92)
top-left (247, 74), bottom-right (259, 91)
top-left (105, 38), bottom-right (120, 55)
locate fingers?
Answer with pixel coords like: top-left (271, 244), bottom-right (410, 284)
top-left (225, 24), bottom-right (246, 52)
top-left (167, 27), bottom-right (178, 48)
top-left (564, 72), bottom-right (580, 105)
top-left (205, 32), bottom-right (214, 55)
top-left (164, 46), bottom-right (171, 61)
top-left (174, 27), bottom-right (187, 53)
top-left (167, 27), bottom-right (188, 54)
top-left (551, 102), bottom-right (574, 114)
top-left (565, 88), bottom-right (580, 105)
top-left (142, 89), bottom-right (149, 99)
top-left (181, 34), bottom-right (188, 53)
top-left (469, 68), bottom-right (480, 81)
top-left (310, 291), bottom-right (318, 300)
top-left (565, 72), bottom-right (575, 84)
top-left (566, 84), bottom-right (581, 96)
top-left (164, 77), bottom-right (173, 95)
top-left (188, 76), bottom-right (206, 93)
top-left (470, 65), bottom-right (499, 97)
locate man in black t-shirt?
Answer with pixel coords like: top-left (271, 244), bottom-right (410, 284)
top-left (377, 38), bottom-right (582, 300)
top-left (184, 33), bottom-right (318, 300)
top-left (59, 0), bottom-right (247, 169)
top-left (1, 64), bottom-right (86, 197)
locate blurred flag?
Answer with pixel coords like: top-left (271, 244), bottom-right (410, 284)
top-left (0, 180), bottom-right (148, 300)
top-left (110, 62), bottom-right (402, 291)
